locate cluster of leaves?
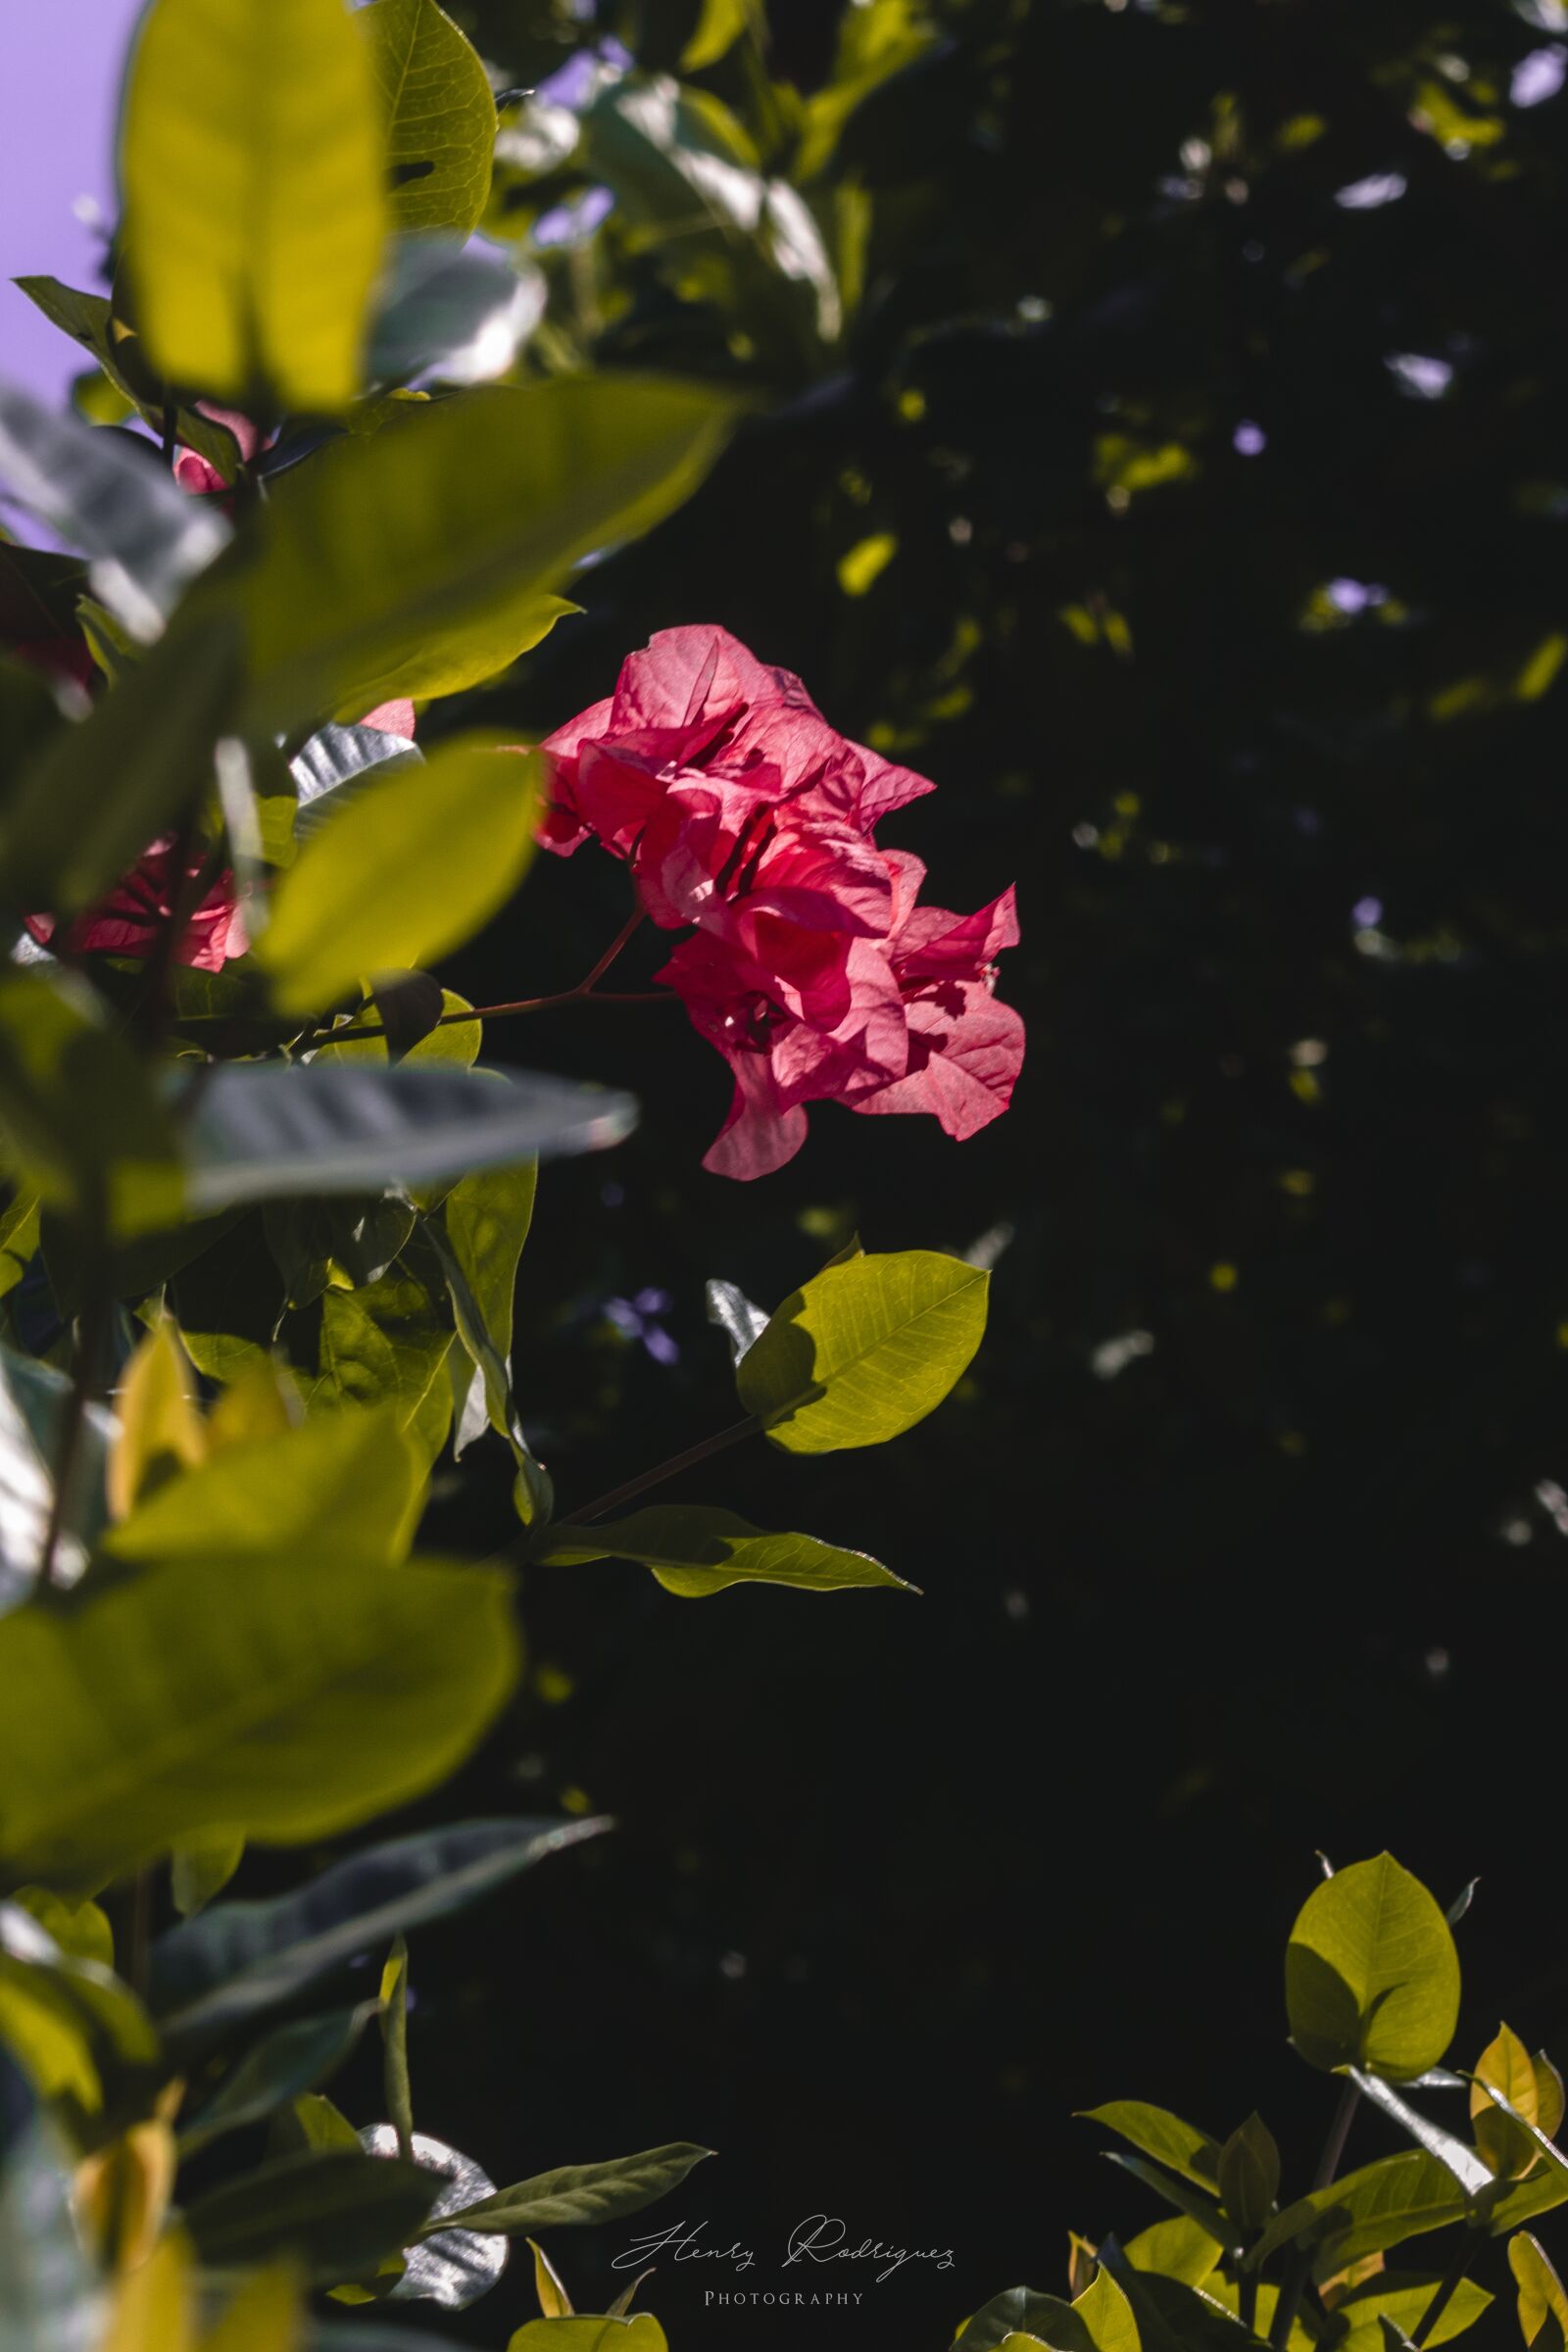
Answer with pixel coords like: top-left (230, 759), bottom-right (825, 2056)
top-left (0, 0), bottom-right (998, 2343)
top-left (961, 1856), bottom-right (1568, 2352)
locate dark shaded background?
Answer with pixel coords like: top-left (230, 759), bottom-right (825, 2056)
top-left (310, 0), bottom-right (1568, 2340)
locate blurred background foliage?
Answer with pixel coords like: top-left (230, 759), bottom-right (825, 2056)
top-left (212, 0), bottom-right (1568, 2336)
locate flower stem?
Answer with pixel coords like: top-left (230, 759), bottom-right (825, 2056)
top-left (1267, 2080), bottom-right (1360, 2352)
top-left (553, 1415), bottom-right (762, 1529)
top-left (318, 910), bottom-right (669, 1046)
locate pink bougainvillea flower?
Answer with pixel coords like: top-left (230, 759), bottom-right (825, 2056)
top-left (24, 836), bottom-right (247, 973)
top-left (540, 624), bottom-right (1024, 1176)
top-left (172, 404), bottom-right (267, 501)
top-left (841, 854), bottom-right (1025, 1143)
top-left (657, 922), bottom-right (909, 1180)
top-left (540, 623), bottom-right (934, 867)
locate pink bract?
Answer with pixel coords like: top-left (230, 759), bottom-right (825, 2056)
top-left (24, 837), bottom-right (247, 973)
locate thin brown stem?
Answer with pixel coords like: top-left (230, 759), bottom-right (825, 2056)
top-left (318, 909), bottom-right (670, 1047)
top-left (553, 1415), bottom-right (762, 1529)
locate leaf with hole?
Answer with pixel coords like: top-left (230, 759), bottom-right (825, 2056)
top-left (363, 0), bottom-right (497, 236)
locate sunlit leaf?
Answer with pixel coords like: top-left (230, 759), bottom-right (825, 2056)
top-left (257, 739), bottom-right (538, 1015)
top-left (363, 0), bottom-right (496, 237)
top-left (1286, 1854), bottom-right (1461, 2081)
top-left (0, 1551), bottom-right (518, 1880)
top-left (120, 0), bottom-right (386, 411)
top-left (190, 377), bottom-right (735, 732)
top-left (432, 2143), bottom-right (711, 2236)
top-left (539, 1505), bottom-right (912, 1597)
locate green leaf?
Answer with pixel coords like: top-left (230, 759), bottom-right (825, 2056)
top-left (432, 2143), bottom-right (712, 2236)
top-left (10, 1888), bottom-right (113, 1971)
top-left (0, 380), bottom-right (230, 642)
top-left (440, 1159), bottom-right (537, 1453)
top-left (1249, 2151), bottom-right (1467, 2271)
top-left (736, 1250), bottom-right (988, 1453)
top-left (1103, 2155), bottom-right (1234, 2248)
top-left (1124, 2219), bottom-right (1222, 2289)
top-left (180, 2004), bottom-right (375, 2156)
top-left (506, 2323), bottom-right (667, 2352)
top-left (120, 0), bottom-right (386, 412)
top-left (290, 2092), bottom-right (364, 2154)
top-left (380, 1936), bottom-right (415, 2158)
top-left (185, 2148), bottom-right (437, 2286)
top-left (172, 1830), bottom-right (246, 1920)
top-left (196, 377), bottom-right (736, 733)
top-left (108, 1408), bottom-right (423, 1570)
top-left (149, 1816), bottom-right (611, 2043)
top-left (1286, 1854), bottom-right (1461, 2081)
top-left (1471, 2087), bottom-right (1568, 2234)
top-left (0, 1551), bottom-right (518, 1882)
top-left (1082, 2105), bottom-right (1222, 2191)
top-left (1473, 2025), bottom-right (1550, 2180)
top-left (0, 969), bottom-right (183, 1239)
top-left (1074, 2268), bottom-right (1140, 2352)
top-left (363, 0), bottom-right (496, 236)
top-left (0, 607), bottom-right (242, 923)
top-left (12, 277), bottom-right (243, 482)
top-left (179, 1063), bottom-right (635, 1212)
top-left (954, 2290), bottom-right (1095, 2352)
top-left (1334, 2271), bottom-right (1494, 2352)
top-left (1218, 2113), bottom-right (1281, 2230)
top-left (682, 0), bottom-right (760, 71)
top-left (257, 737), bottom-right (539, 1015)
top-left (538, 1505), bottom-right (912, 1597)
top-left (310, 1264), bottom-right (454, 1454)
top-left (1510, 2233), bottom-right (1568, 2351)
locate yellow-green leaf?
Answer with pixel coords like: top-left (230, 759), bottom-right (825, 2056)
top-left (257, 737), bottom-right (538, 1015)
top-left (1510, 2232), bottom-right (1568, 2351)
top-left (1285, 1854), bottom-right (1460, 2081)
top-left (363, 0), bottom-right (496, 235)
top-left (120, 0), bottom-right (386, 412)
top-left (197, 377), bottom-right (734, 733)
top-left (737, 1250), bottom-right (989, 1452)
top-left (0, 1550), bottom-right (518, 1881)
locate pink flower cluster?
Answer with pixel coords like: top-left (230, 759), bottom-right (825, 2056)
top-left (542, 626), bottom-right (1023, 1179)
